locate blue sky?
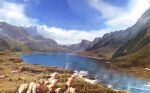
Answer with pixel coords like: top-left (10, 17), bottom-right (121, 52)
top-left (0, 0), bottom-right (150, 44)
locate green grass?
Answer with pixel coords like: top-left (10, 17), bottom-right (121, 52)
top-left (113, 27), bottom-right (150, 58)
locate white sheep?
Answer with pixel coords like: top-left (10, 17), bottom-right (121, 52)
top-left (17, 83), bottom-right (28, 93)
top-left (66, 77), bottom-right (74, 88)
top-left (66, 87), bottom-right (76, 93)
top-left (55, 88), bottom-right (62, 93)
top-left (26, 82), bottom-right (35, 93)
top-left (47, 79), bottom-right (58, 92)
top-left (32, 83), bottom-right (37, 93)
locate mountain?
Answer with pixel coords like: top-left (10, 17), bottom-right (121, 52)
top-left (0, 22), bottom-right (65, 52)
top-left (111, 27), bottom-right (150, 67)
top-left (68, 39), bottom-right (92, 52)
top-left (87, 8), bottom-right (150, 51)
top-left (0, 36), bottom-right (10, 51)
top-left (113, 27), bottom-right (150, 58)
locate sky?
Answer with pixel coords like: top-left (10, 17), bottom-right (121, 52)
top-left (0, 0), bottom-right (150, 44)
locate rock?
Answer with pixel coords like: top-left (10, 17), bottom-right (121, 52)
top-left (9, 58), bottom-right (23, 63)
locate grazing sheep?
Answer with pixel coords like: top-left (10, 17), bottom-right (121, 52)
top-left (55, 85), bottom-right (68, 93)
top-left (26, 82), bottom-right (35, 93)
top-left (29, 79), bottom-right (46, 93)
top-left (10, 70), bottom-right (19, 73)
top-left (32, 83), bottom-right (37, 93)
top-left (0, 74), bottom-right (5, 79)
top-left (66, 87), bottom-right (76, 93)
top-left (51, 79), bottom-right (58, 85)
top-left (43, 79), bottom-right (49, 85)
top-left (66, 77), bottom-right (74, 88)
top-left (48, 77), bottom-right (58, 84)
top-left (47, 84), bottom-right (56, 93)
top-left (36, 79), bottom-right (46, 93)
top-left (50, 72), bottom-right (59, 79)
top-left (71, 73), bottom-right (77, 78)
top-left (47, 79), bottom-right (58, 93)
top-left (17, 83), bottom-right (28, 93)
top-left (55, 88), bottom-right (62, 93)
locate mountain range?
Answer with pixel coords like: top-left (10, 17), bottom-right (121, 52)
top-left (0, 22), bottom-right (68, 52)
top-left (82, 7), bottom-right (150, 61)
top-left (0, 7), bottom-right (150, 65)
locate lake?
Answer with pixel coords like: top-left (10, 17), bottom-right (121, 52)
top-left (20, 52), bottom-right (150, 93)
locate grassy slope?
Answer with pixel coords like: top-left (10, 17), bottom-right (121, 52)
top-left (113, 27), bottom-right (150, 58)
top-left (112, 42), bottom-right (150, 68)
top-left (110, 42), bottom-right (150, 79)
top-left (78, 48), bottom-right (116, 60)
top-left (111, 26), bottom-right (150, 67)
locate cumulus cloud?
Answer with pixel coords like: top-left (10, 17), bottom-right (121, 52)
top-left (0, 0), bottom-right (38, 26)
top-left (0, 0), bottom-right (150, 44)
top-left (37, 25), bottom-right (108, 44)
top-left (89, 0), bottom-right (150, 30)
top-left (0, 0), bottom-right (110, 44)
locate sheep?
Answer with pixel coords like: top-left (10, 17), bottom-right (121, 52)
top-left (10, 70), bottom-right (19, 73)
top-left (30, 79), bottom-right (47, 93)
top-left (17, 83), bottom-right (28, 93)
top-left (32, 83), bottom-right (37, 93)
top-left (36, 79), bottom-right (47, 93)
top-left (47, 79), bottom-right (58, 93)
top-left (66, 87), bottom-right (76, 93)
top-left (71, 73), bottom-right (77, 78)
top-left (0, 74), bottom-right (5, 79)
top-left (48, 72), bottom-right (59, 84)
top-left (66, 77), bottom-right (74, 88)
top-left (50, 72), bottom-right (58, 79)
top-left (26, 82), bottom-right (35, 93)
top-left (55, 88), bottom-right (62, 93)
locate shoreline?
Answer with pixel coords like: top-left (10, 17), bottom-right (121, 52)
top-left (75, 52), bottom-right (150, 80)
top-left (21, 51), bottom-right (150, 80)
top-left (0, 51), bottom-right (127, 93)
top-left (73, 53), bottom-right (104, 60)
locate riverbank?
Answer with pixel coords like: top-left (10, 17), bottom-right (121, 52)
top-left (108, 61), bottom-right (150, 80)
top-left (0, 51), bottom-right (127, 93)
top-left (77, 51), bottom-right (150, 80)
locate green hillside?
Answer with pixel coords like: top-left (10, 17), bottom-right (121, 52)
top-left (112, 27), bottom-right (150, 67)
top-left (113, 27), bottom-right (150, 58)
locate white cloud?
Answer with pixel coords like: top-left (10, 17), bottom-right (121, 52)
top-left (0, 0), bottom-right (150, 44)
top-left (89, 0), bottom-right (150, 30)
top-left (0, 0), bottom-right (110, 44)
top-left (88, 0), bottom-right (125, 19)
top-left (0, 0), bottom-right (38, 26)
top-left (37, 25), bottom-right (108, 44)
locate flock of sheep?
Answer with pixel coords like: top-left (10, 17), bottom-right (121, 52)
top-left (16, 72), bottom-right (77, 93)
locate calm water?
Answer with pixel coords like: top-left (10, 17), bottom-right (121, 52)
top-left (20, 53), bottom-right (150, 93)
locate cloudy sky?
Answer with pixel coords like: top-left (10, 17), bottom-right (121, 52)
top-left (0, 0), bottom-right (150, 44)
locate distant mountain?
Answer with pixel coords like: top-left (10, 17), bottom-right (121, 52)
top-left (87, 8), bottom-right (150, 51)
top-left (68, 39), bottom-right (92, 52)
top-left (113, 26), bottom-right (150, 58)
top-left (0, 22), bottom-right (65, 52)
